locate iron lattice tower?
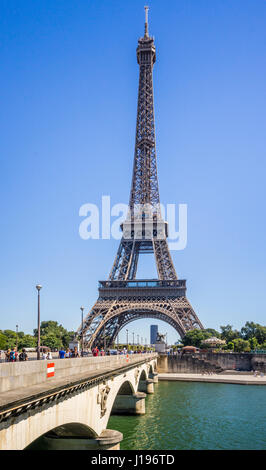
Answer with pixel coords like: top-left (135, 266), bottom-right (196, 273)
top-left (77, 9), bottom-right (204, 348)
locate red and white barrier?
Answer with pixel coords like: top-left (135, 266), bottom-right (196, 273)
top-left (47, 362), bottom-right (55, 378)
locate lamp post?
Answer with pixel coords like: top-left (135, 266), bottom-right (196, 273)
top-left (126, 329), bottom-right (128, 349)
top-left (16, 324), bottom-right (18, 352)
top-left (36, 285), bottom-right (42, 360)
top-left (137, 334), bottom-right (139, 345)
top-left (132, 332), bottom-right (135, 346)
top-left (80, 306), bottom-right (84, 357)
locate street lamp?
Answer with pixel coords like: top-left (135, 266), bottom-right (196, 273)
top-left (36, 285), bottom-right (42, 360)
top-left (80, 306), bottom-right (84, 356)
top-left (132, 332), bottom-right (135, 345)
top-left (126, 329), bottom-right (128, 348)
top-left (16, 324), bottom-right (18, 352)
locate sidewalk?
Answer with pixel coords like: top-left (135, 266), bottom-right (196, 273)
top-left (158, 373), bottom-right (266, 385)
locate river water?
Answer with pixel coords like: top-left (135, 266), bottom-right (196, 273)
top-left (108, 381), bottom-right (266, 450)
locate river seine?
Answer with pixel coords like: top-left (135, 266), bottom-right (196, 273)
top-left (108, 381), bottom-right (266, 450)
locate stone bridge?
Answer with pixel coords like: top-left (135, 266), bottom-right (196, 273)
top-left (0, 353), bottom-right (158, 450)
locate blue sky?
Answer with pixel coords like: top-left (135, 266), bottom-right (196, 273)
top-left (0, 0), bottom-right (266, 344)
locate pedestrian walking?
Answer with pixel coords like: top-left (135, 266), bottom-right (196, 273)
top-left (5, 349), bottom-right (10, 362)
top-left (92, 346), bottom-right (99, 357)
top-left (47, 351), bottom-right (52, 360)
top-left (58, 347), bottom-right (66, 359)
top-left (9, 348), bottom-right (16, 362)
top-left (19, 349), bottom-right (28, 361)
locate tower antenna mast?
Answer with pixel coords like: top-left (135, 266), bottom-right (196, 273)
top-left (144, 6), bottom-right (149, 37)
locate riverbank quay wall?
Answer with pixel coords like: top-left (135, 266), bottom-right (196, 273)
top-left (157, 353), bottom-right (266, 373)
top-left (0, 354), bottom-right (157, 450)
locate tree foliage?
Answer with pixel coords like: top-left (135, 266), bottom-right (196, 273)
top-left (231, 338), bottom-right (250, 352)
top-left (205, 328), bottom-right (221, 338)
top-left (33, 321), bottom-right (75, 349)
top-left (0, 321), bottom-right (75, 351)
top-left (220, 325), bottom-right (240, 342)
top-left (182, 329), bottom-right (213, 348)
top-left (241, 322), bottom-right (266, 343)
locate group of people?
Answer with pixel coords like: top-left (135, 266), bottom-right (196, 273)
top-left (2, 348), bottom-right (28, 362)
top-left (253, 370), bottom-right (265, 377)
top-left (91, 347), bottom-right (148, 356)
top-left (0, 346), bottom-right (152, 362)
top-left (92, 347), bottom-right (105, 356)
top-left (41, 350), bottom-right (53, 360)
top-left (58, 347), bottom-right (80, 359)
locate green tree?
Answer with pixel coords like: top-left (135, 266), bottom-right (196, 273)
top-left (232, 338), bottom-right (250, 352)
top-left (0, 332), bottom-right (7, 350)
top-left (2, 330), bottom-right (17, 349)
top-left (220, 325), bottom-right (240, 342)
top-left (62, 331), bottom-right (75, 349)
top-left (42, 334), bottom-right (61, 350)
top-left (19, 334), bottom-right (37, 349)
top-left (205, 328), bottom-right (221, 338)
top-left (249, 337), bottom-right (259, 350)
top-left (33, 321), bottom-right (74, 349)
top-left (240, 322), bottom-right (266, 345)
top-left (182, 329), bottom-right (213, 348)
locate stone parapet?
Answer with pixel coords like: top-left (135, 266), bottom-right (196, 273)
top-left (0, 354), bottom-right (157, 394)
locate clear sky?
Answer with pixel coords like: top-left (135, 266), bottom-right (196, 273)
top-left (0, 0), bottom-right (266, 345)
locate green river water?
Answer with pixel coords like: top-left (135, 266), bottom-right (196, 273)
top-left (108, 381), bottom-right (266, 450)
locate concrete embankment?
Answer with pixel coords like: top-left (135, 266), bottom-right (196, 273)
top-left (157, 353), bottom-right (266, 374)
top-left (158, 372), bottom-right (266, 385)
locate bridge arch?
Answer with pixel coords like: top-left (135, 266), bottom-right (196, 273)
top-left (115, 380), bottom-right (135, 395)
top-left (26, 422), bottom-right (97, 449)
top-left (139, 369), bottom-right (148, 381)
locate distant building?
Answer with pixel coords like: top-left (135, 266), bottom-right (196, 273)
top-left (150, 325), bottom-right (158, 345)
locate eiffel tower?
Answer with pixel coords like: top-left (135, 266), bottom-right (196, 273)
top-left (78, 8), bottom-right (204, 348)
